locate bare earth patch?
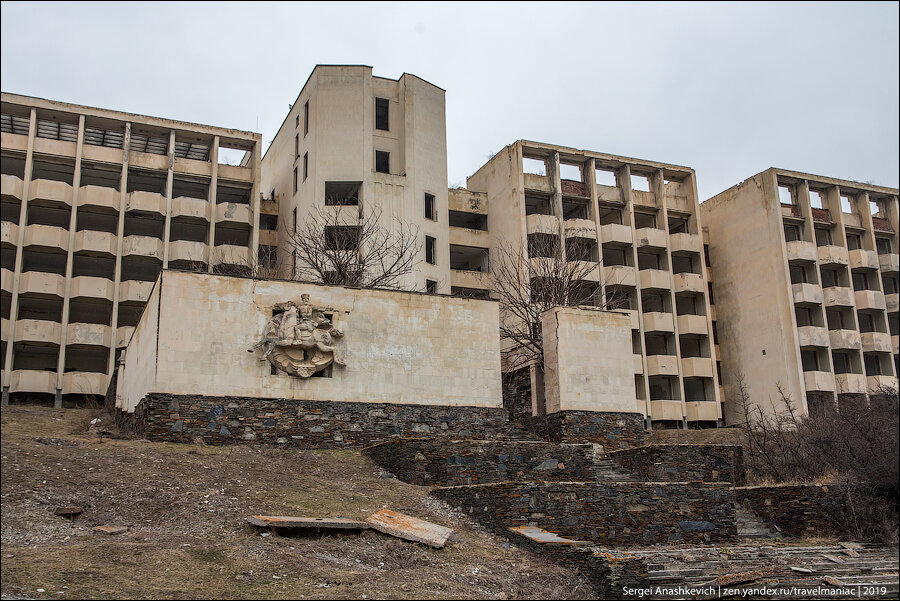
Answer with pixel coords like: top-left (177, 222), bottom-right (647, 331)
top-left (1, 406), bottom-right (591, 599)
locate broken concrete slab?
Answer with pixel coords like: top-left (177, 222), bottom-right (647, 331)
top-left (365, 509), bottom-right (453, 549)
top-left (93, 525), bottom-right (128, 535)
top-left (509, 526), bottom-right (590, 546)
top-left (247, 516), bottom-right (369, 530)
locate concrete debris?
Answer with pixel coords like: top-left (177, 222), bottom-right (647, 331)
top-left (93, 525), bottom-right (128, 535)
top-left (248, 516), bottom-right (369, 530)
top-left (790, 566), bottom-right (814, 573)
top-left (365, 509), bottom-right (453, 548)
top-left (509, 526), bottom-right (590, 546)
top-left (821, 554), bottom-right (843, 564)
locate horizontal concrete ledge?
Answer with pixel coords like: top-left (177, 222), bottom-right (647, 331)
top-left (433, 480), bottom-right (735, 490)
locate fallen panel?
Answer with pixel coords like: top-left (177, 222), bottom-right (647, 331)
top-left (366, 509), bottom-right (453, 548)
top-left (248, 515), bottom-right (369, 530)
top-left (509, 526), bottom-right (590, 546)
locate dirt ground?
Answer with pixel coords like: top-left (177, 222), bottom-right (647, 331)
top-left (0, 406), bottom-right (591, 600)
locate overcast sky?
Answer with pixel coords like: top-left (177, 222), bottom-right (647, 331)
top-left (2, 1), bottom-right (897, 200)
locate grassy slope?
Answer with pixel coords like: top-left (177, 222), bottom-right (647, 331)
top-left (1, 406), bottom-right (590, 600)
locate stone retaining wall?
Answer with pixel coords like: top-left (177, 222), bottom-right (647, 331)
top-left (735, 484), bottom-right (850, 537)
top-left (127, 393), bottom-right (510, 449)
top-left (529, 410), bottom-right (645, 449)
top-left (609, 444), bottom-right (745, 485)
top-left (364, 438), bottom-right (597, 486)
top-left (432, 480), bottom-right (736, 546)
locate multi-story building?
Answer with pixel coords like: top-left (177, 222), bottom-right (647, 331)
top-left (260, 65), bottom-right (450, 293)
top-left (701, 168), bottom-right (899, 423)
top-left (460, 141), bottom-right (723, 428)
top-left (1, 93), bottom-right (262, 406)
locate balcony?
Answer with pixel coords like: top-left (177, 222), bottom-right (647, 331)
top-left (119, 280), bottom-right (155, 303)
top-left (24, 224), bottom-right (68, 251)
top-left (10, 370), bottom-right (56, 394)
top-left (212, 244), bottom-right (250, 266)
top-left (834, 373), bottom-right (867, 394)
top-left (450, 269), bottom-right (491, 291)
top-left (62, 371), bottom-right (108, 396)
top-left (681, 357), bottom-right (714, 378)
top-left (70, 276), bottom-right (115, 301)
top-left (673, 272), bottom-right (704, 294)
top-left (797, 325), bottom-right (829, 348)
top-left (887, 293), bottom-right (898, 313)
top-left (116, 325), bottom-right (136, 348)
top-left (868, 375), bottom-right (898, 393)
top-left (634, 227), bottom-right (667, 249)
top-left (817, 245), bottom-right (849, 266)
top-left (122, 235), bottom-right (164, 259)
top-left (1, 221), bottom-right (17, 248)
top-left (30, 179), bottom-right (73, 205)
top-left (649, 400), bottom-right (683, 421)
top-left (854, 290), bottom-right (886, 311)
top-left (2, 268), bottom-right (13, 292)
top-left (829, 329), bottom-right (861, 350)
top-left (168, 240), bottom-right (209, 264)
top-left (525, 213), bottom-right (558, 235)
top-left (849, 249), bottom-right (879, 271)
top-left (639, 269), bottom-right (670, 290)
top-left (596, 184), bottom-right (624, 204)
top-left (643, 311), bottom-right (675, 332)
top-left (14, 319), bottom-right (61, 344)
top-left (785, 240), bottom-right (817, 263)
top-left (173, 196), bottom-right (209, 220)
top-left (685, 401), bottom-right (719, 422)
top-left (893, 334), bottom-right (899, 355)
top-left (568, 260), bottom-right (600, 282)
top-left (823, 286), bottom-right (854, 307)
top-left (523, 172), bottom-right (552, 194)
top-left (78, 185), bottom-right (119, 211)
top-left (646, 354), bottom-right (678, 376)
top-left (449, 226), bottom-right (489, 248)
top-left (791, 283), bottom-right (823, 305)
top-left (880, 253), bottom-right (899, 273)
top-left (215, 202), bottom-right (252, 225)
top-left (1, 174), bottom-right (24, 199)
top-left (602, 264), bottom-right (635, 287)
top-left (677, 314), bottom-right (708, 335)
top-left (803, 371), bottom-right (835, 393)
top-left (619, 309), bottom-right (639, 330)
top-left (19, 271), bottom-right (65, 297)
top-left (633, 354), bottom-right (643, 375)
top-left (564, 218), bottom-right (596, 238)
top-left (669, 232), bottom-right (701, 255)
top-left (67, 323), bottom-right (112, 347)
top-left (74, 230), bottom-right (117, 256)
top-left (127, 191), bottom-right (166, 214)
top-left (861, 331), bottom-right (893, 353)
top-left (599, 223), bottom-right (632, 246)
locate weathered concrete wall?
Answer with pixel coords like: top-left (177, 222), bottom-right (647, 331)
top-left (116, 279), bottom-right (160, 410)
top-left (609, 444), bottom-right (745, 485)
top-left (364, 438), bottom-right (597, 486)
top-left (432, 480), bottom-right (736, 546)
top-left (529, 410), bottom-right (646, 450)
top-left (117, 270), bottom-right (502, 411)
top-left (133, 393), bottom-right (509, 448)
top-left (542, 307), bottom-right (639, 415)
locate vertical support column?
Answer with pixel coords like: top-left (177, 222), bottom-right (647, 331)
top-left (207, 137), bottom-right (219, 273)
top-left (107, 123), bottom-right (131, 377)
top-left (549, 152), bottom-right (564, 263)
top-left (2, 108), bottom-right (36, 405)
top-left (586, 158), bottom-right (603, 305)
top-left (249, 141), bottom-right (261, 269)
top-left (161, 130), bottom-right (175, 269)
top-left (55, 115), bottom-right (86, 407)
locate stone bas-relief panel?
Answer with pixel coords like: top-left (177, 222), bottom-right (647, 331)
top-left (117, 270), bottom-right (502, 411)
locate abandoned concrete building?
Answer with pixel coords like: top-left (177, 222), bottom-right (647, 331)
top-left (702, 168), bottom-right (899, 422)
top-left (1, 92), bottom-right (262, 406)
top-left (2, 66), bottom-right (898, 429)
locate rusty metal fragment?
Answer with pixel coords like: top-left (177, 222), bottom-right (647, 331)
top-left (365, 509), bottom-right (453, 548)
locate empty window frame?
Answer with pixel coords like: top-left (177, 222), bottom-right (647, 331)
top-left (324, 182), bottom-right (361, 206)
top-left (295, 133), bottom-right (299, 158)
top-left (633, 212), bottom-right (656, 229)
top-left (814, 227), bottom-right (832, 246)
top-left (375, 98), bottom-right (389, 131)
top-left (783, 224), bottom-right (802, 242)
top-left (375, 150), bottom-right (390, 174)
top-left (425, 193), bottom-right (436, 220)
top-left (304, 101), bottom-right (310, 136)
top-left (303, 152), bottom-right (309, 181)
top-left (846, 232), bottom-right (862, 250)
top-left (425, 235), bottom-right (436, 265)
top-left (425, 279), bottom-right (438, 294)
top-left (293, 167), bottom-right (298, 194)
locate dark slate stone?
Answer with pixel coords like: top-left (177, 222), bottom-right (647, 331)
top-left (678, 520), bottom-right (716, 532)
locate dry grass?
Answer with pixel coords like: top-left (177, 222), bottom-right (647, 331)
top-left (1, 406), bottom-right (592, 600)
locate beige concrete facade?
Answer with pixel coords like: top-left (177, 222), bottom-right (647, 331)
top-left (701, 168), bottom-right (899, 423)
top-left (116, 270), bottom-right (502, 412)
top-left (260, 65), bottom-right (450, 293)
top-left (463, 141), bottom-right (722, 427)
top-left (1, 93), bottom-right (262, 405)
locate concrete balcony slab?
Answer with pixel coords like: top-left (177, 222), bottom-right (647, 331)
top-left (123, 235), bottom-right (164, 259)
top-left (10, 370), bottom-right (56, 394)
top-left (14, 319), bottom-right (61, 344)
top-left (62, 371), bottom-right (108, 396)
top-left (70, 276), bottom-right (115, 301)
top-left (817, 245), bottom-right (849, 266)
top-left (792, 283), bottom-right (823, 305)
top-left (599, 223), bottom-right (632, 246)
top-left (634, 227), bottom-right (667, 249)
top-left (677, 314), bottom-right (708, 336)
top-left (685, 401), bottom-right (719, 422)
top-left (646, 354), bottom-right (679, 376)
top-left (829, 329), bottom-right (861, 350)
top-left (24, 224), bottom-right (68, 251)
top-left (669, 232), bottom-right (701, 255)
top-left (785, 240), bottom-right (817, 263)
top-left (525, 213), bottom-right (558, 236)
top-left (643, 311), bottom-right (674, 332)
top-left (74, 230), bottom-right (117, 256)
top-left (649, 400), bottom-right (683, 421)
top-left (803, 371), bottom-right (835, 392)
top-left (67, 323), bottom-right (112, 347)
top-left (673, 272), bottom-right (704, 295)
top-left (603, 264), bottom-right (635, 288)
top-left (30, 179), bottom-right (73, 205)
top-left (797, 325), bottom-right (829, 348)
top-left (215, 202), bottom-right (252, 225)
top-left (681, 357), bottom-right (714, 378)
top-left (1, 174), bottom-right (24, 200)
top-left (19, 271), bottom-right (65, 297)
top-left (823, 286), bottom-right (854, 307)
top-left (639, 269), bottom-right (670, 290)
top-left (861, 331), bottom-right (893, 353)
top-left (78, 185), bottom-right (119, 211)
top-left (854, 290), bottom-right (886, 311)
top-left (849, 249), bottom-right (879, 271)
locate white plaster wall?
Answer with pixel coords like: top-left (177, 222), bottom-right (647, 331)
top-left (120, 270), bottom-right (502, 411)
top-left (116, 278), bottom-right (160, 411)
top-left (542, 307), bottom-right (639, 414)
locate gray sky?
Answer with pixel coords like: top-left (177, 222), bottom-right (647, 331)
top-left (2, 1), bottom-right (897, 200)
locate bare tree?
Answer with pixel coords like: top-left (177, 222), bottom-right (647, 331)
top-left (209, 243), bottom-right (283, 279)
top-left (280, 204), bottom-right (422, 290)
top-left (491, 233), bottom-right (628, 373)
